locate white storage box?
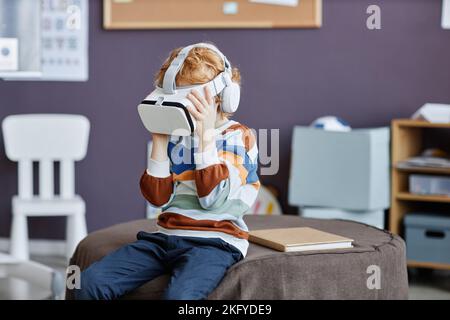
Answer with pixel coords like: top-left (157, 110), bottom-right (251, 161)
top-left (289, 126), bottom-right (390, 211)
top-left (409, 174), bottom-right (450, 196)
top-left (301, 207), bottom-right (385, 229)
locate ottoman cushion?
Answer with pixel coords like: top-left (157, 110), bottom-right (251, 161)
top-left (66, 215), bottom-right (408, 299)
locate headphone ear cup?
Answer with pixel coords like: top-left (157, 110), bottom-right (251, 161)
top-left (221, 82), bottom-right (240, 113)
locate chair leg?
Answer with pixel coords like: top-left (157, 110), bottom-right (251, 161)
top-left (66, 213), bottom-right (87, 261)
top-left (66, 215), bottom-right (74, 261)
top-left (10, 213), bottom-right (29, 260)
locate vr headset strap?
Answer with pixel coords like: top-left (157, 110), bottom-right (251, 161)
top-left (162, 43), bottom-right (230, 95)
top-left (208, 73), bottom-right (227, 96)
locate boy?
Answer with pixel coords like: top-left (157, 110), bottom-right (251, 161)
top-left (75, 43), bottom-right (259, 300)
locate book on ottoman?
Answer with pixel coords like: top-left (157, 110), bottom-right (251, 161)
top-left (249, 227), bottom-right (353, 252)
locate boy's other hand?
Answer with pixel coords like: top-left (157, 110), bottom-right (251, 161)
top-left (151, 133), bottom-right (169, 162)
top-left (187, 86), bottom-right (217, 152)
top-left (152, 132), bottom-right (168, 143)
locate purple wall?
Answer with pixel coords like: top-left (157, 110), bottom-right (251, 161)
top-left (1, 0), bottom-right (449, 239)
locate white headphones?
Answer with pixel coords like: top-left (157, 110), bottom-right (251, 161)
top-left (161, 43), bottom-right (241, 113)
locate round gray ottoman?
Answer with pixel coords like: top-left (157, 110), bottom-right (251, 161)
top-left (66, 215), bottom-right (408, 300)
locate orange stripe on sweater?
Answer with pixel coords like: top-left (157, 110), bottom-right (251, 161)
top-left (221, 123), bottom-right (256, 151)
top-left (218, 150), bottom-right (248, 185)
top-left (157, 212), bottom-right (249, 240)
top-left (194, 163), bottom-right (229, 198)
top-left (251, 180), bottom-right (261, 190)
top-left (173, 170), bottom-right (194, 182)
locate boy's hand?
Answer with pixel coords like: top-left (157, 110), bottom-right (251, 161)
top-left (187, 86), bottom-right (217, 152)
top-left (152, 133), bottom-right (168, 144)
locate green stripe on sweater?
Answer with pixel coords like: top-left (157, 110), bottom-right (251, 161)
top-left (163, 194), bottom-right (250, 217)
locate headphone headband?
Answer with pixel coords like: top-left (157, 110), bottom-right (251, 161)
top-left (162, 43), bottom-right (232, 94)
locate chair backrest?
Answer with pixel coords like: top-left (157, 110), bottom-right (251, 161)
top-left (2, 114), bottom-right (90, 199)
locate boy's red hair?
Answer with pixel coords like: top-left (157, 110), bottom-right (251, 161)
top-left (154, 45), bottom-right (241, 115)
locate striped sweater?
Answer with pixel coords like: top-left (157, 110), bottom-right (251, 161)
top-left (140, 120), bottom-right (260, 256)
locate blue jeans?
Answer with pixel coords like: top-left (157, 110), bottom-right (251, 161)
top-left (74, 232), bottom-right (243, 300)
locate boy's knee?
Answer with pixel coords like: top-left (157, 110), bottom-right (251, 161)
top-left (73, 267), bottom-right (107, 300)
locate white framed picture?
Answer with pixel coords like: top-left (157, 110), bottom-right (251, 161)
top-left (39, 0), bottom-right (89, 81)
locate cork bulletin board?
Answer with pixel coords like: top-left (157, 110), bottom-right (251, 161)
top-left (103, 0), bottom-right (322, 29)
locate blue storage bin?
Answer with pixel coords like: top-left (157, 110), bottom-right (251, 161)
top-left (404, 213), bottom-right (450, 264)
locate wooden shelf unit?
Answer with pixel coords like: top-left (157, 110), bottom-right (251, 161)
top-left (390, 119), bottom-right (450, 270)
top-left (396, 166), bottom-right (450, 175)
top-left (407, 260), bottom-right (450, 270)
top-left (396, 192), bottom-right (450, 203)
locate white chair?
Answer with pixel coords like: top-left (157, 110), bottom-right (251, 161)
top-left (2, 114), bottom-right (90, 261)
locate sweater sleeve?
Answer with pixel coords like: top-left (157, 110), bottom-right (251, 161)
top-left (194, 127), bottom-right (260, 210)
top-left (140, 158), bottom-right (175, 208)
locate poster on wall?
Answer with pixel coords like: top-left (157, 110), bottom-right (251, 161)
top-left (39, 0), bottom-right (89, 81)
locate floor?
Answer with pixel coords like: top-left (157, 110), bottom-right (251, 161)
top-left (0, 255), bottom-right (67, 300)
top-left (1, 254), bottom-right (450, 300)
top-left (408, 269), bottom-right (450, 300)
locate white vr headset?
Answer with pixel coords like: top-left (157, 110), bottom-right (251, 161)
top-left (138, 43), bottom-right (240, 136)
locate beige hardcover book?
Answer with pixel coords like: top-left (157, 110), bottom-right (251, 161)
top-left (249, 227), bottom-right (354, 252)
